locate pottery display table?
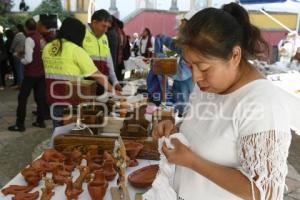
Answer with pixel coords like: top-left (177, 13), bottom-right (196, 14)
top-left (0, 159), bottom-right (158, 200)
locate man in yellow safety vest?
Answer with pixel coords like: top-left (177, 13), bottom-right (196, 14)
top-left (83, 9), bottom-right (122, 94)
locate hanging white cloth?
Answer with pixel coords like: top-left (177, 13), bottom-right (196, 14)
top-left (143, 133), bottom-right (190, 200)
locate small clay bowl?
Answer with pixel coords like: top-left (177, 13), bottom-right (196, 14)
top-left (128, 164), bottom-right (159, 188)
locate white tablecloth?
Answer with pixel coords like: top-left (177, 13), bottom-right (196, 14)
top-left (0, 159), bottom-right (158, 200)
top-left (267, 72), bottom-right (300, 98)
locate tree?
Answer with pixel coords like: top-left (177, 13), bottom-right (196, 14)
top-left (0, 0), bottom-right (14, 14)
top-left (32, 0), bottom-right (73, 21)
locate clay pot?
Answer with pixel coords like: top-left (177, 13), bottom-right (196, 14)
top-left (1, 185), bottom-right (34, 196)
top-left (103, 160), bottom-right (117, 181)
top-left (21, 168), bottom-right (42, 186)
top-left (125, 142), bottom-right (144, 167)
top-left (88, 169), bottom-right (108, 200)
top-left (41, 149), bottom-right (65, 163)
top-left (128, 164), bottom-right (159, 188)
top-left (65, 178), bottom-right (83, 200)
top-left (13, 191), bottom-right (39, 200)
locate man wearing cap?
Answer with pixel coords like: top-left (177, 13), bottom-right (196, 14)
top-left (83, 9), bottom-right (122, 94)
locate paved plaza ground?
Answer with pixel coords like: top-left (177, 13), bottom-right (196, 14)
top-left (0, 87), bottom-right (300, 199)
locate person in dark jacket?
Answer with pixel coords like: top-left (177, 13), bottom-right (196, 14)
top-left (8, 18), bottom-right (46, 132)
top-left (106, 16), bottom-right (130, 81)
top-left (4, 29), bottom-right (16, 86)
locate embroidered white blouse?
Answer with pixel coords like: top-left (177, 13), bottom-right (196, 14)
top-left (174, 79), bottom-right (293, 200)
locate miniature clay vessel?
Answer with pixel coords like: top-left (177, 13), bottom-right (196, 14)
top-left (40, 178), bottom-right (55, 200)
top-left (128, 164), bottom-right (159, 188)
top-left (103, 151), bottom-right (117, 169)
top-left (21, 167), bottom-right (42, 186)
top-left (103, 160), bottom-right (117, 181)
top-left (13, 191), bottom-right (39, 200)
top-left (41, 149), bottom-right (66, 163)
top-left (65, 177), bottom-right (83, 200)
top-left (88, 169), bottom-right (108, 200)
top-left (74, 166), bottom-right (90, 190)
top-left (1, 185), bottom-right (34, 196)
top-left (125, 142), bottom-right (144, 167)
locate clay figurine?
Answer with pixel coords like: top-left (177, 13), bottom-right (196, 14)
top-left (52, 164), bottom-right (71, 185)
top-left (30, 159), bottom-right (51, 174)
top-left (41, 177), bottom-right (55, 200)
top-left (74, 166), bottom-right (90, 190)
top-left (21, 167), bottom-right (42, 186)
top-left (65, 177), bottom-right (83, 200)
top-left (41, 149), bottom-right (65, 163)
top-left (1, 185), bottom-right (34, 196)
top-left (13, 191), bottom-right (39, 200)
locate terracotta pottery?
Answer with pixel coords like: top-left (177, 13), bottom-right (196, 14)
top-left (30, 159), bottom-right (50, 173)
top-left (128, 164), bottom-right (159, 188)
top-left (88, 169), bottom-right (108, 200)
top-left (40, 178), bottom-right (55, 200)
top-left (13, 191), bottom-right (39, 200)
top-left (21, 168), bottom-right (42, 186)
top-left (48, 162), bottom-right (63, 172)
top-left (103, 160), bottom-right (117, 181)
top-left (64, 159), bottom-right (77, 172)
top-left (1, 185), bottom-right (34, 196)
top-left (87, 158), bottom-right (103, 172)
top-left (125, 142), bottom-right (144, 167)
top-left (103, 151), bottom-right (117, 170)
top-left (41, 149), bottom-right (66, 163)
top-left (65, 177), bottom-right (83, 200)
top-left (71, 149), bottom-right (83, 165)
top-left (52, 165), bottom-right (71, 185)
top-left (74, 166), bottom-right (90, 190)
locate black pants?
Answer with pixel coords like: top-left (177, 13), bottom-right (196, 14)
top-left (16, 76), bottom-right (46, 127)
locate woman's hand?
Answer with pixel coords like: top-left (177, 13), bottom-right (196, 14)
top-left (162, 138), bottom-right (195, 168)
top-left (152, 120), bottom-right (177, 140)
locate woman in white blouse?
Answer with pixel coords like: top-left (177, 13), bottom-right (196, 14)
top-left (153, 3), bottom-right (292, 200)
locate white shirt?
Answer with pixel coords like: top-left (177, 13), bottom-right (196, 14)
top-left (21, 37), bottom-right (35, 65)
top-left (174, 80), bottom-right (292, 200)
top-left (139, 36), bottom-right (155, 55)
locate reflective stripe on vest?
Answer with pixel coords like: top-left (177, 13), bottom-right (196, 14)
top-left (45, 73), bottom-right (80, 81)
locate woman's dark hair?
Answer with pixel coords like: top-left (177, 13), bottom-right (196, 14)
top-left (25, 18), bottom-right (37, 32)
top-left (55, 17), bottom-right (85, 55)
top-left (179, 3), bottom-right (269, 61)
top-left (16, 24), bottom-right (25, 33)
top-left (144, 28), bottom-right (151, 37)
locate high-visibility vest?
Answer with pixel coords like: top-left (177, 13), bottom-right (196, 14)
top-left (83, 27), bottom-right (110, 76)
top-left (43, 39), bottom-right (97, 105)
